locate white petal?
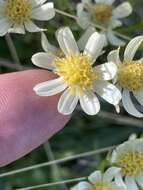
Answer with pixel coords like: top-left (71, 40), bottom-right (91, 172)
top-left (0, 18), bottom-right (12, 36)
top-left (107, 48), bottom-right (121, 64)
top-left (84, 32), bottom-right (106, 62)
top-left (94, 81), bottom-right (122, 105)
top-left (95, 0), bottom-right (115, 5)
top-left (31, 52), bottom-right (56, 70)
top-left (134, 91), bottom-right (143, 106)
top-left (8, 24), bottom-right (25, 34)
top-left (139, 57), bottom-right (143, 63)
top-left (56, 27), bottom-right (79, 56)
top-left (34, 77), bottom-right (67, 96)
top-left (110, 19), bottom-right (122, 29)
top-left (124, 36), bottom-right (143, 61)
top-left (94, 62), bottom-right (117, 80)
top-left (103, 167), bottom-right (121, 182)
top-left (80, 92), bottom-right (100, 115)
top-left (41, 32), bottom-right (58, 53)
top-left (30, 0), bottom-right (47, 8)
top-left (125, 176), bottom-right (138, 190)
top-left (136, 175), bottom-right (143, 188)
top-left (25, 21), bottom-right (43, 32)
top-left (113, 2), bottom-right (132, 19)
top-left (77, 27), bottom-right (96, 51)
top-left (115, 173), bottom-right (127, 189)
top-left (88, 171), bottom-right (101, 184)
top-left (58, 89), bottom-right (79, 115)
top-left (76, 3), bottom-right (90, 29)
top-left (31, 2), bottom-right (55, 21)
top-left (122, 90), bottom-right (143, 118)
top-left (107, 31), bottom-right (125, 46)
top-left (73, 182), bottom-right (92, 190)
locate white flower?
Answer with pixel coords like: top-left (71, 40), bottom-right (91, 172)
top-left (32, 27), bottom-right (121, 115)
top-left (77, 0), bottom-right (132, 46)
top-left (111, 138), bottom-right (143, 190)
top-left (71, 167), bottom-right (126, 190)
top-left (108, 36), bottom-right (143, 118)
top-left (41, 26), bottom-right (96, 54)
top-left (0, 0), bottom-right (55, 36)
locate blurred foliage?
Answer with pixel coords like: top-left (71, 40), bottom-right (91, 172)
top-left (0, 0), bottom-right (143, 190)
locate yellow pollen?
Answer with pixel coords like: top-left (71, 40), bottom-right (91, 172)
top-left (117, 61), bottom-right (143, 92)
top-left (54, 54), bottom-right (97, 95)
top-left (117, 151), bottom-right (143, 176)
top-left (5, 0), bottom-right (32, 24)
top-left (93, 3), bottom-right (113, 23)
top-left (90, 181), bottom-right (113, 190)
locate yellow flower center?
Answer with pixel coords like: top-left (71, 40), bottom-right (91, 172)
top-left (90, 181), bottom-right (112, 190)
top-left (117, 151), bottom-right (143, 176)
top-left (5, 0), bottom-right (32, 24)
top-left (117, 61), bottom-right (143, 92)
top-left (93, 3), bottom-right (113, 23)
top-left (54, 54), bottom-right (97, 95)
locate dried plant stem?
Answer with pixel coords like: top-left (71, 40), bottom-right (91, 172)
top-left (5, 34), bottom-right (23, 70)
top-left (16, 177), bottom-right (87, 190)
top-left (44, 142), bottom-right (68, 190)
top-left (0, 145), bottom-right (115, 178)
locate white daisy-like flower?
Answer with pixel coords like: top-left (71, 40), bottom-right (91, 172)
top-left (71, 167), bottom-right (126, 190)
top-left (111, 138), bottom-right (143, 190)
top-left (0, 0), bottom-right (55, 36)
top-left (77, 0), bottom-right (132, 46)
top-left (108, 36), bottom-right (143, 118)
top-left (41, 26), bottom-right (96, 55)
top-left (32, 27), bottom-right (121, 115)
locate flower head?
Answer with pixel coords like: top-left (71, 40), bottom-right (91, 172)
top-left (108, 36), bottom-right (143, 118)
top-left (77, 0), bottom-right (132, 46)
top-left (32, 27), bottom-right (121, 115)
top-left (0, 0), bottom-right (55, 35)
top-left (111, 138), bottom-right (143, 190)
top-left (71, 167), bottom-right (126, 190)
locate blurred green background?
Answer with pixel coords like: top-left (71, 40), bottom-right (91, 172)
top-left (0, 0), bottom-right (143, 189)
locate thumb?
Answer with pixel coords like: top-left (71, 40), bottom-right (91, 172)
top-left (0, 69), bottom-right (70, 166)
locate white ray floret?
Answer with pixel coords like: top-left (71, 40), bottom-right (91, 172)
top-left (41, 27), bottom-right (96, 56)
top-left (77, 0), bottom-right (132, 46)
top-left (71, 167), bottom-right (126, 190)
top-left (0, 0), bottom-right (55, 35)
top-left (111, 138), bottom-right (143, 190)
top-left (32, 27), bottom-right (121, 115)
top-left (108, 36), bottom-right (143, 118)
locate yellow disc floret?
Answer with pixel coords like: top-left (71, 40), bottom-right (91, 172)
top-left (5, 0), bottom-right (32, 24)
top-left (90, 181), bottom-right (113, 190)
top-left (117, 61), bottom-right (143, 92)
top-left (54, 54), bottom-right (97, 95)
top-left (117, 151), bottom-right (143, 176)
top-left (93, 3), bottom-right (113, 23)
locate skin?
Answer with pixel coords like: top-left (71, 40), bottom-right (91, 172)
top-left (0, 69), bottom-right (70, 167)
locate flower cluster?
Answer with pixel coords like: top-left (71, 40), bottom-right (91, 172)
top-left (0, 0), bottom-right (142, 118)
top-left (0, 0), bottom-right (143, 188)
top-left (72, 135), bottom-right (143, 190)
top-left (32, 27), bottom-right (143, 118)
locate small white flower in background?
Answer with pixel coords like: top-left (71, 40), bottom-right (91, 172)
top-left (71, 167), bottom-right (126, 190)
top-left (41, 26), bottom-right (96, 55)
top-left (108, 36), bottom-right (143, 118)
top-left (32, 27), bottom-right (121, 116)
top-left (111, 138), bottom-right (143, 190)
top-left (0, 0), bottom-right (55, 36)
top-left (77, 0), bottom-right (132, 46)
